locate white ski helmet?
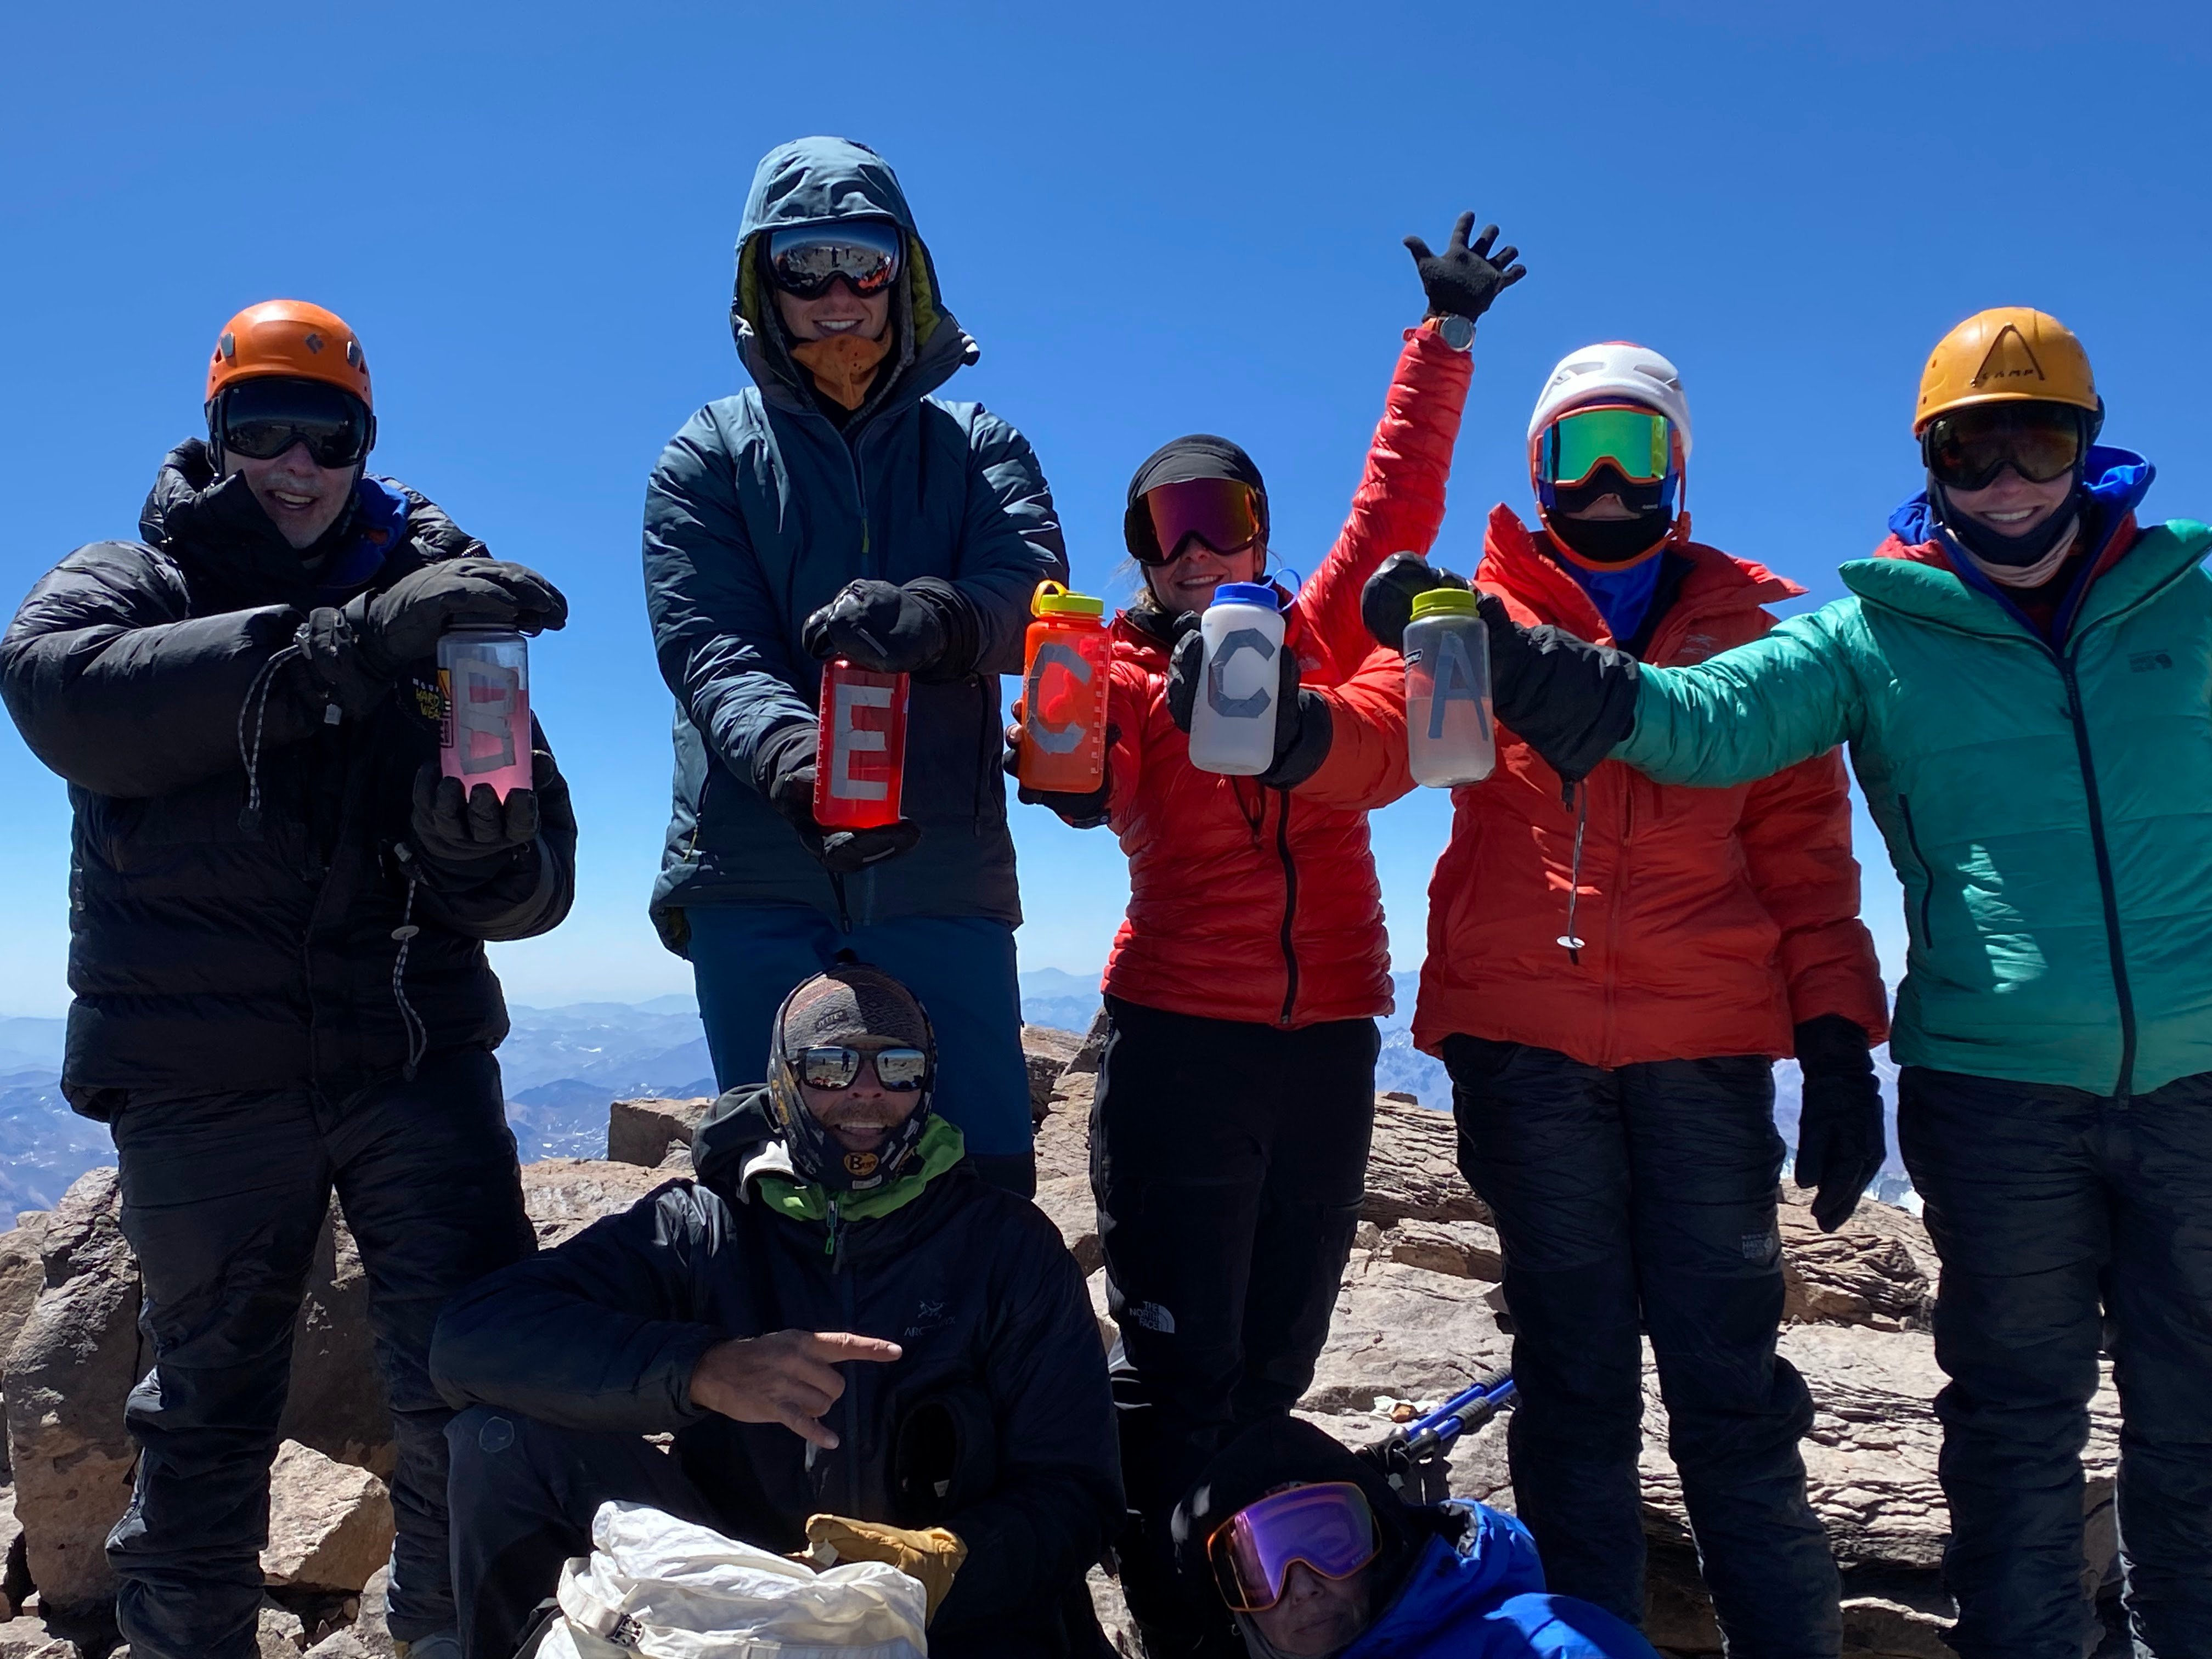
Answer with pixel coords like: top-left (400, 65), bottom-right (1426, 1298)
top-left (1527, 342), bottom-right (1693, 460)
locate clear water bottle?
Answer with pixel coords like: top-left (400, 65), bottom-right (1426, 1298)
top-left (1403, 588), bottom-right (1494, 787)
top-left (1186, 582), bottom-right (1285, 777)
top-left (437, 628), bottom-right (533, 800)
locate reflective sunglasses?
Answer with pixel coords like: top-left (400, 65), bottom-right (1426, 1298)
top-left (1541, 405), bottom-right (1672, 487)
top-left (1206, 1482), bottom-right (1380, 1613)
top-left (766, 222), bottom-right (904, 300)
top-left (794, 1045), bottom-right (930, 1091)
top-left (1126, 477), bottom-right (1266, 567)
top-left (213, 376), bottom-right (374, 468)
top-left (1922, 402), bottom-right (2087, 491)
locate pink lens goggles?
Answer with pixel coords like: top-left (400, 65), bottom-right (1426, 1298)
top-left (1206, 1482), bottom-right (1380, 1613)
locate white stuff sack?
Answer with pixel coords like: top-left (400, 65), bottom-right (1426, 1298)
top-left (534, 1500), bottom-right (929, 1659)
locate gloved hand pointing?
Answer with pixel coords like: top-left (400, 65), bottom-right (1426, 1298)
top-left (1792, 1014), bottom-right (1887, 1232)
top-left (1404, 211), bottom-right (1526, 324)
top-left (804, 1515), bottom-right (968, 1624)
top-left (1166, 615), bottom-right (1333, 789)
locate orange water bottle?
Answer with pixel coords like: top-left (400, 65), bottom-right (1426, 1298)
top-left (812, 659), bottom-right (911, 829)
top-left (1017, 582), bottom-right (1112, 793)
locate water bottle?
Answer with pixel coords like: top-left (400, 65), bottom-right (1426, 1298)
top-left (437, 628), bottom-right (533, 800)
top-left (1186, 582), bottom-right (1285, 777)
top-left (1017, 582), bottom-right (1113, 794)
top-left (813, 659), bottom-right (911, 830)
top-left (1402, 588), bottom-right (1494, 787)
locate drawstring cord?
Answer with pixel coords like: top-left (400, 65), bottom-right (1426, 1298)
top-left (1557, 781), bottom-right (1589, 966)
top-left (390, 850), bottom-right (427, 1081)
top-left (235, 643), bottom-right (305, 835)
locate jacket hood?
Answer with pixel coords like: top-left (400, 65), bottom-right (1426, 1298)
top-left (1883, 444), bottom-right (2153, 555)
top-left (1341, 1508), bottom-right (1551, 1656)
top-left (729, 137), bottom-right (975, 417)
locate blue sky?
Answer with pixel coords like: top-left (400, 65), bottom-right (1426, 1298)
top-left (3, 1), bottom-right (2208, 1013)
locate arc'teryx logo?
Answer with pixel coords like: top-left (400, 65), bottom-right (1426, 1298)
top-left (1973, 325), bottom-right (2045, 387)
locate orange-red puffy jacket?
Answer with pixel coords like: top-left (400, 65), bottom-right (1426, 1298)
top-left (1096, 324), bottom-right (1473, 1028)
top-left (1410, 506), bottom-right (1889, 1065)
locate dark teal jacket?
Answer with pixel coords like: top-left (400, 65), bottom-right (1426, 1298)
top-left (644, 137), bottom-right (1066, 946)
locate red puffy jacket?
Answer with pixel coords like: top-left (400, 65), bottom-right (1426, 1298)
top-left (1095, 324), bottom-right (1473, 1028)
top-left (1410, 506), bottom-right (1890, 1065)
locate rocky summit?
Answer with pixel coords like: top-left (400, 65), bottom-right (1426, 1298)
top-left (0, 1028), bottom-right (2125, 1656)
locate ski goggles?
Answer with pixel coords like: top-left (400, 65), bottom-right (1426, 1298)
top-left (793, 1045), bottom-right (930, 1092)
top-left (212, 376), bottom-right (374, 468)
top-left (1126, 477), bottom-right (1266, 566)
top-left (766, 222), bottom-right (904, 300)
top-left (1539, 405), bottom-right (1673, 487)
top-left (1922, 401), bottom-right (2087, 490)
top-left (1206, 1482), bottom-right (1380, 1613)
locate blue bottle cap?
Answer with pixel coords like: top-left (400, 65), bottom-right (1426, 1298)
top-left (1209, 582), bottom-right (1278, 608)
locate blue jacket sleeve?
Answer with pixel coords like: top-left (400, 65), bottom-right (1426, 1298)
top-left (951, 409), bottom-right (1068, 676)
top-left (642, 410), bottom-right (817, 788)
top-left (429, 1184), bottom-right (725, 1434)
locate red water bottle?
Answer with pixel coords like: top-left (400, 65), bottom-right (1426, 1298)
top-left (813, 659), bottom-right (911, 829)
top-left (1017, 582), bottom-right (1112, 794)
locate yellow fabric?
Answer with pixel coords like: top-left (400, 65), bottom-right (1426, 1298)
top-left (804, 1514), bottom-right (967, 1622)
top-left (789, 331), bottom-right (893, 410)
top-left (1915, 306), bottom-right (2097, 433)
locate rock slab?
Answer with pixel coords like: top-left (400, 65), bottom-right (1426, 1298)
top-left (262, 1441), bottom-right (394, 1594)
top-left (606, 1098), bottom-right (713, 1172)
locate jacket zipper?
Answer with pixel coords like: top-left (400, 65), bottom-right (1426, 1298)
top-left (1275, 791), bottom-right (1300, 1026)
top-left (2057, 655), bottom-right (2136, 1098)
top-left (1896, 794), bottom-right (1936, 951)
top-left (826, 1199), bottom-right (862, 1515)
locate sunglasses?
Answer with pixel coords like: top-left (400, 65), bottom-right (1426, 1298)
top-left (794, 1045), bottom-right (930, 1092)
top-left (1541, 405), bottom-right (1672, 488)
top-left (1206, 1482), bottom-right (1380, 1613)
top-left (1125, 477), bottom-right (1266, 567)
top-left (213, 376), bottom-right (374, 468)
top-left (766, 222), bottom-right (904, 300)
top-left (1923, 402), bottom-right (2086, 491)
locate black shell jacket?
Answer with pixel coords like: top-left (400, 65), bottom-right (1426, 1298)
top-left (429, 1089), bottom-right (1121, 1656)
top-left (1, 442), bottom-right (575, 1111)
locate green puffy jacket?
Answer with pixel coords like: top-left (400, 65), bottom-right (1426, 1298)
top-left (1616, 452), bottom-right (2212, 1096)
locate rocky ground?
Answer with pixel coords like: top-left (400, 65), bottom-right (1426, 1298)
top-left (0, 1025), bottom-right (2128, 1656)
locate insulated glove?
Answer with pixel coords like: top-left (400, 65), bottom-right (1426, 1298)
top-left (1403, 211), bottom-right (1526, 324)
top-left (408, 754), bottom-right (550, 875)
top-left (1361, 552), bottom-right (1472, 654)
top-left (298, 604), bottom-right (394, 719)
top-left (1792, 1014), bottom-right (1887, 1232)
top-left (803, 1515), bottom-right (967, 1623)
top-left (344, 558), bottom-right (568, 680)
top-left (753, 721), bottom-right (923, 875)
top-left (1001, 713), bottom-right (1118, 829)
top-left (1165, 616), bottom-right (1333, 790)
top-left (801, 578), bottom-right (980, 680)
top-left (1479, 592), bottom-right (1642, 786)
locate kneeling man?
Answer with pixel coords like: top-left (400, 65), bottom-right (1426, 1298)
top-left (431, 962), bottom-right (1120, 1657)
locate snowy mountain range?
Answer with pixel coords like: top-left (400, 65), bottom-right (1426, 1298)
top-left (0, 972), bottom-right (1910, 1231)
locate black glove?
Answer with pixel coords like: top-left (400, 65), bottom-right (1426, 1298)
top-left (801, 579), bottom-right (979, 680)
top-left (298, 605), bottom-right (393, 719)
top-left (1002, 720), bottom-right (1118, 829)
top-left (1403, 212), bottom-right (1526, 324)
top-left (1792, 1015), bottom-right (1886, 1233)
top-left (753, 722), bottom-right (923, 875)
top-left (1165, 619), bottom-right (1333, 790)
top-left (1478, 591), bottom-right (1641, 786)
top-left (409, 759), bottom-right (543, 876)
top-left (1362, 553), bottom-right (1472, 654)
top-left (345, 558), bottom-right (569, 679)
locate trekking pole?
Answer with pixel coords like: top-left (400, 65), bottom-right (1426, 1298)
top-left (1356, 1367), bottom-right (1516, 1499)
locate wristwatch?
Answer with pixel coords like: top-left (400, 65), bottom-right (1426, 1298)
top-left (1427, 314), bottom-right (1475, 352)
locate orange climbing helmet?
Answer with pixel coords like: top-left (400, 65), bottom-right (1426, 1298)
top-left (205, 300), bottom-right (373, 409)
top-left (1914, 307), bottom-right (2096, 435)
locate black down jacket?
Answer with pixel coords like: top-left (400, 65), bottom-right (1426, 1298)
top-left (430, 1090), bottom-right (1121, 1656)
top-left (0, 442), bottom-right (575, 1111)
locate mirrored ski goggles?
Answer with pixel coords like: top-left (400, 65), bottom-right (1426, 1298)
top-left (1206, 1482), bottom-right (1380, 1613)
top-left (1541, 405), bottom-right (1673, 487)
top-left (1922, 402), bottom-right (2086, 490)
top-left (766, 222), bottom-right (905, 299)
top-left (793, 1045), bottom-right (930, 1092)
top-left (1126, 477), bottom-right (1266, 566)
top-left (212, 377), bottom-right (374, 467)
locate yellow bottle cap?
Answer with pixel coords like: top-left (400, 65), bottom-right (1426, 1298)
top-left (1409, 586), bottom-right (1478, 620)
top-left (1034, 580), bottom-right (1105, 619)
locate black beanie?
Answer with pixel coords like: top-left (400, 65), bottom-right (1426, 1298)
top-left (1126, 433), bottom-right (1269, 508)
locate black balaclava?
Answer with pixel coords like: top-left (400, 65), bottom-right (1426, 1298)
top-left (1545, 461), bottom-right (1676, 567)
top-left (765, 962), bottom-right (937, 1193)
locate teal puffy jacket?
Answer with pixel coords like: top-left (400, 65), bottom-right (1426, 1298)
top-left (1617, 450), bottom-right (2212, 1096)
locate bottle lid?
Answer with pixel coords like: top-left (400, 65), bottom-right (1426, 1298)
top-left (1210, 582), bottom-right (1279, 609)
top-left (1409, 587), bottom-right (1479, 620)
top-left (1032, 580), bottom-right (1105, 619)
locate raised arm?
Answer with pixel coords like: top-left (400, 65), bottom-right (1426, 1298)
top-left (1616, 608), bottom-right (1867, 787)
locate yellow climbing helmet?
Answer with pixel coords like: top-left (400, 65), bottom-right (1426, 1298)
top-left (1914, 307), bottom-right (2097, 435)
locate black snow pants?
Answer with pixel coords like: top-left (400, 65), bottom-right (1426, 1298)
top-left (105, 1047), bottom-right (534, 1658)
top-left (1898, 1065), bottom-right (2212, 1659)
top-left (1091, 996), bottom-right (1376, 1656)
top-left (1445, 1036), bottom-right (1839, 1658)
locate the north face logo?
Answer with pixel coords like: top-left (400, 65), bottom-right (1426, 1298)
top-left (1973, 325), bottom-right (2044, 387)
